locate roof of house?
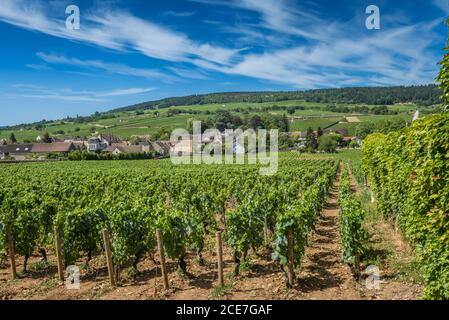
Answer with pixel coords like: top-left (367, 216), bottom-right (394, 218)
top-left (151, 141), bottom-right (174, 154)
top-left (106, 145), bottom-right (144, 153)
top-left (31, 142), bottom-right (75, 153)
top-left (0, 144), bottom-right (34, 153)
top-left (101, 134), bottom-right (122, 144)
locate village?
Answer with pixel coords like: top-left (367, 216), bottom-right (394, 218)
top-left (0, 128), bottom-right (362, 161)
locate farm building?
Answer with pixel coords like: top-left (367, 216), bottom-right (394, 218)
top-left (105, 145), bottom-right (146, 155)
top-left (0, 144), bottom-right (33, 160)
top-left (31, 142), bottom-right (76, 156)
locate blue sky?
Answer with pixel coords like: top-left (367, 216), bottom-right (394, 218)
top-left (0, 0), bottom-right (448, 126)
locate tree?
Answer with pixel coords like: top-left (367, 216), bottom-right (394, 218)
top-left (317, 127), bottom-right (323, 137)
top-left (305, 127), bottom-right (318, 151)
top-left (286, 106), bottom-right (296, 115)
top-left (9, 132), bottom-right (17, 143)
top-left (317, 135), bottom-right (338, 153)
top-left (249, 115), bottom-right (262, 129)
top-left (42, 132), bottom-right (51, 143)
top-left (437, 17), bottom-right (449, 111)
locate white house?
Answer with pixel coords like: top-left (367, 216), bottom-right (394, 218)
top-left (88, 134), bottom-right (122, 152)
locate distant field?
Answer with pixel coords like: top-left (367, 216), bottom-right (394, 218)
top-left (0, 100), bottom-right (421, 142)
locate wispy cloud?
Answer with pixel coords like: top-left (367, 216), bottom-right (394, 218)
top-left (96, 87), bottom-right (155, 97)
top-left (36, 52), bottom-right (175, 81)
top-left (190, 0), bottom-right (338, 41)
top-left (161, 11), bottom-right (196, 17)
top-left (0, 0), bottom-right (239, 68)
top-left (25, 63), bottom-right (52, 71)
top-left (0, 0), bottom-right (446, 90)
top-left (11, 84), bottom-right (156, 102)
top-left (167, 67), bottom-right (210, 80)
top-left (432, 0), bottom-right (449, 14)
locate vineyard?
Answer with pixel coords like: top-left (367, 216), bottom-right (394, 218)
top-left (0, 154), bottom-right (341, 297)
top-left (1, 118), bottom-right (448, 300)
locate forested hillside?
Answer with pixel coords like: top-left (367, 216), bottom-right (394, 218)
top-left (113, 85), bottom-right (441, 113)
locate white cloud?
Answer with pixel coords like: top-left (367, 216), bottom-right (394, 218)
top-left (161, 11), bottom-right (196, 17)
top-left (36, 52), bottom-right (175, 81)
top-left (96, 87), bottom-right (155, 97)
top-left (25, 63), bottom-right (52, 71)
top-left (0, 0), bottom-right (239, 67)
top-left (433, 0), bottom-right (449, 14)
top-left (0, 0), bottom-right (445, 90)
top-left (190, 0), bottom-right (338, 41)
top-left (11, 84), bottom-right (156, 102)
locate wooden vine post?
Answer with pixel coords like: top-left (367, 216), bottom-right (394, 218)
top-left (156, 229), bottom-right (169, 291)
top-left (102, 229), bottom-right (116, 286)
top-left (354, 254), bottom-right (361, 279)
top-left (216, 231), bottom-right (224, 287)
top-left (287, 229), bottom-right (295, 288)
top-left (54, 227), bottom-right (65, 283)
top-left (6, 224), bottom-right (17, 279)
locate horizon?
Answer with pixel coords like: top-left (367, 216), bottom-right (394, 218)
top-left (0, 0), bottom-right (448, 126)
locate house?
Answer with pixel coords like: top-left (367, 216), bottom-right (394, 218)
top-left (88, 137), bottom-right (107, 152)
top-left (0, 144), bottom-right (33, 160)
top-left (135, 142), bottom-right (153, 152)
top-left (151, 141), bottom-right (174, 156)
top-left (105, 145), bottom-right (145, 155)
top-left (31, 142), bottom-right (76, 156)
top-left (88, 135), bottom-right (122, 152)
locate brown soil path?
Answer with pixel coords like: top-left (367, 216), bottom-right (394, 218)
top-left (294, 165), bottom-right (361, 299)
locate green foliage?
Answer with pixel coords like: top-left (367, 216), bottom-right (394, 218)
top-left (272, 162), bottom-right (338, 270)
top-left (437, 18), bottom-right (449, 111)
top-left (355, 118), bottom-right (407, 139)
top-left (9, 132), bottom-right (16, 143)
top-left (362, 113), bottom-right (449, 299)
top-left (338, 169), bottom-right (367, 265)
top-left (317, 134), bottom-right (339, 153)
top-left (55, 207), bottom-right (106, 265)
top-left (109, 204), bottom-right (155, 267)
top-left (0, 155), bottom-right (335, 280)
top-left (114, 85), bottom-right (441, 113)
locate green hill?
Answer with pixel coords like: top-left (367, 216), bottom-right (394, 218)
top-left (0, 85), bottom-right (442, 143)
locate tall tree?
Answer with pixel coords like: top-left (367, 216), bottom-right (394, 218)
top-left (9, 132), bottom-right (17, 143)
top-left (437, 18), bottom-right (449, 111)
top-left (42, 132), bottom-right (51, 143)
top-left (305, 127), bottom-right (318, 151)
